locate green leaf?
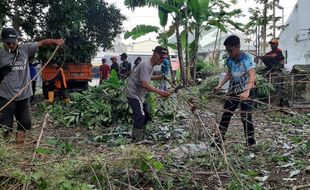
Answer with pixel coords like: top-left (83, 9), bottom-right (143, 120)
top-left (149, 0), bottom-right (179, 13)
top-left (152, 161), bottom-right (163, 171)
top-left (167, 43), bottom-right (177, 49)
top-left (217, 23), bottom-right (227, 33)
top-left (189, 0), bottom-right (210, 21)
top-left (158, 6), bottom-right (168, 27)
top-left (124, 25), bottom-right (159, 40)
top-left (35, 147), bottom-right (55, 155)
top-left (306, 139), bottom-right (310, 153)
top-left (140, 160), bottom-right (149, 172)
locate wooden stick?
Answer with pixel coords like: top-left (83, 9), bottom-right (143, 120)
top-left (22, 113), bottom-right (49, 190)
top-left (32, 113), bottom-right (49, 159)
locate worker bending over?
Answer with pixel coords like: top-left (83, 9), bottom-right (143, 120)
top-left (45, 63), bottom-right (69, 104)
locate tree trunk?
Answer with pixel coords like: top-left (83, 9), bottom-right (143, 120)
top-left (167, 49), bottom-right (174, 80)
top-left (262, 0), bottom-right (268, 54)
top-left (191, 24), bottom-right (200, 81)
top-left (175, 16), bottom-right (185, 85)
top-left (185, 13), bottom-right (190, 85)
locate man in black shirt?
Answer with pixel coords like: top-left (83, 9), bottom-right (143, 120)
top-left (110, 56), bottom-right (119, 78)
top-left (119, 53), bottom-right (132, 80)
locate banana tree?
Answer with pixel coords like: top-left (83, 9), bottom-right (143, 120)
top-left (187, 0), bottom-right (210, 81)
top-left (187, 0), bottom-right (243, 80)
top-left (124, 0), bottom-right (243, 84)
top-left (124, 24), bottom-right (177, 78)
top-left (124, 0), bottom-right (187, 84)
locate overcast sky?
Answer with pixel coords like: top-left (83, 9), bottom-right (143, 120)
top-left (106, 0), bottom-right (298, 43)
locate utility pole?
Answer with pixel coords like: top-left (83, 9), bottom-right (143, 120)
top-left (273, 0), bottom-right (276, 38)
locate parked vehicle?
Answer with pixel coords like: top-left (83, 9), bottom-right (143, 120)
top-left (41, 63), bottom-right (92, 98)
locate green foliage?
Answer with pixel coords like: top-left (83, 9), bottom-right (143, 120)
top-left (255, 74), bottom-right (276, 97)
top-left (270, 154), bottom-right (289, 163)
top-left (48, 71), bottom-right (131, 128)
top-left (274, 116), bottom-right (308, 126)
top-left (188, 0), bottom-right (210, 21)
top-left (198, 76), bottom-right (219, 95)
top-left (306, 140), bottom-right (310, 153)
top-left (196, 60), bottom-right (224, 78)
top-left (124, 25), bottom-right (159, 40)
top-left (38, 0), bottom-right (125, 64)
top-left (146, 93), bottom-right (158, 118)
top-left (158, 6), bottom-right (169, 27)
top-left (124, 0), bottom-right (150, 10)
top-left (1, 0), bottom-right (125, 64)
top-left (0, 0), bottom-right (49, 38)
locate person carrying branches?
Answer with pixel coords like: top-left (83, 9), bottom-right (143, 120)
top-left (213, 35), bottom-right (256, 147)
top-left (125, 46), bottom-right (171, 142)
top-left (0, 27), bottom-right (64, 144)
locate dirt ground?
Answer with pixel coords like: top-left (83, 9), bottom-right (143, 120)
top-left (1, 94), bottom-right (310, 190)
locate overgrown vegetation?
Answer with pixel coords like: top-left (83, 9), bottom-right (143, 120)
top-left (14, 60), bottom-right (306, 190)
top-left (42, 71), bottom-right (131, 128)
top-left (196, 60), bottom-right (226, 79)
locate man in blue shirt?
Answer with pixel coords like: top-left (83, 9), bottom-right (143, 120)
top-left (29, 56), bottom-right (38, 102)
top-left (159, 58), bottom-right (170, 90)
top-left (213, 35), bottom-right (256, 147)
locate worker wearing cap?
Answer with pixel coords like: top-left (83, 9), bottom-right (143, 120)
top-left (125, 46), bottom-right (171, 142)
top-left (255, 39), bottom-right (285, 73)
top-left (0, 27), bottom-right (64, 144)
top-left (159, 58), bottom-right (170, 90)
top-left (119, 53), bottom-right (132, 80)
top-left (110, 56), bottom-right (119, 75)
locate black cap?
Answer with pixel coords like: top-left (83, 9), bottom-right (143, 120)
top-left (153, 46), bottom-right (168, 58)
top-left (120, 53), bottom-right (128, 59)
top-left (1, 28), bottom-right (18, 43)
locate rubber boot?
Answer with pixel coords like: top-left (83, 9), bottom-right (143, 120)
top-left (47, 91), bottom-right (55, 103)
top-left (132, 128), bottom-right (145, 142)
top-left (16, 130), bottom-right (26, 145)
top-left (64, 98), bottom-right (70, 105)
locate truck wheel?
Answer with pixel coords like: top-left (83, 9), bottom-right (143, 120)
top-left (84, 82), bottom-right (89, 90)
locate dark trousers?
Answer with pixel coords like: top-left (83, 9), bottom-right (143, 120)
top-left (45, 83), bottom-right (68, 100)
top-left (262, 59), bottom-right (283, 71)
top-left (127, 97), bottom-right (151, 129)
top-left (219, 95), bottom-right (254, 141)
top-left (0, 97), bottom-right (31, 132)
top-left (31, 80), bottom-right (36, 101)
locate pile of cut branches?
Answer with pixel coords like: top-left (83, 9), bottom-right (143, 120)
top-left (46, 71), bottom-right (131, 128)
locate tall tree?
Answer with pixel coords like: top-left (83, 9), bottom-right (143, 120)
top-left (124, 0), bottom-right (242, 84)
top-left (245, 0), bottom-right (281, 54)
top-left (0, 0), bottom-right (49, 37)
top-left (37, 0), bottom-right (126, 64)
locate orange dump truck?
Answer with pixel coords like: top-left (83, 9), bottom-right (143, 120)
top-left (41, 63), bottom-right (92, 97)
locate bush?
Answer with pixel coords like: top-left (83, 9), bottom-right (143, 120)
top-left (47, 70), bottom-right (131, 128)
top-left (196, 60), bottom-right (224, 79)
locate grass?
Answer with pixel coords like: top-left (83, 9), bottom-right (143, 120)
top-left (1, 90), bottom-right (310, 189)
